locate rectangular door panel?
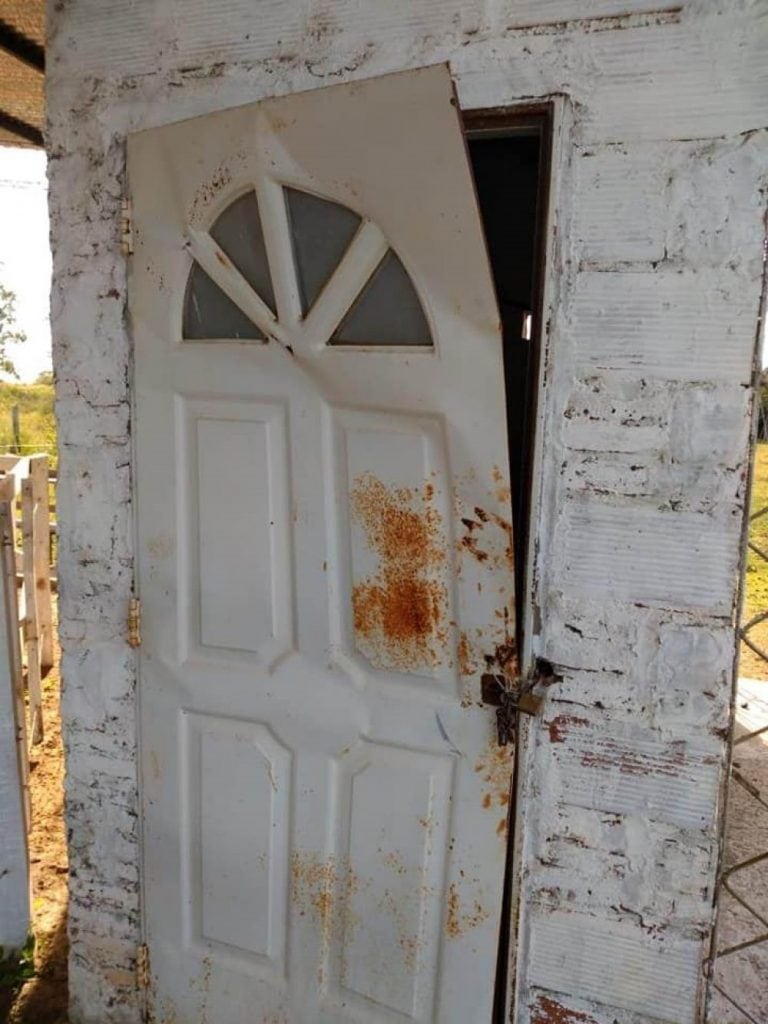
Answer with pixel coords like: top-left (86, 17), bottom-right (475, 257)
top-left (180, 712), bottom-right (292, 975)
top-left (177, 396), bottom-right (294, 668)
top-left (324, 405), bottom-right (457, 693)
top-left (328, 741), bottom-right (454, 1023)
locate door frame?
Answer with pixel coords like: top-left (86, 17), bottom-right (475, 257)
top-left (463, 97), bottom-right (563, 1021)
top-left (129, 85), bottom-right (567, 1024)
top-left (463, 101), bottom-right (555, 663)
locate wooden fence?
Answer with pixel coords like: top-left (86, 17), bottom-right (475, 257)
top-left (0, 453), bottom-right (55, 748)
top-left (0, 453), bottom-right (55, 949)
top-left (0, 482), bottom-right (30, 950)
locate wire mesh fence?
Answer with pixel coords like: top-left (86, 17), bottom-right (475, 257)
top-left (707, 491), bottom-right (768, 1023)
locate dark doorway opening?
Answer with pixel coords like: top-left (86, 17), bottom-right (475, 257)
top-left (465, 109), bottom-right (552, 1021)
top-left (467, 118), bottom-right (548, 644)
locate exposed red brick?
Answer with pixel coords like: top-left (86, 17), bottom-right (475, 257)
top-left (547, 715), bottom-right (589, 743)
top-left (531, 994), bottom-right (599, 1024)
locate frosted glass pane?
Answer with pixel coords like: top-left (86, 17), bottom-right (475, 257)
top-left (183, 264), bottom-right (264, 341)
top-left (210, 191), bottom-right (276, 313)
top-left (332, 250), bottom-right (432, 347)
top-left (182, 190), bottom-right (274, 340)
top-left (286, 187), bottom-right (361, 314)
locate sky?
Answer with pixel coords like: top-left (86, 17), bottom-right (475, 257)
top-left (0, 145), bottom-right (52, 382)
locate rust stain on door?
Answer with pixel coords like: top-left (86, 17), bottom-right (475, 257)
top-left (475, 743), bottom-right (514, 811)
top-left (458, 505), bottom-right (514, 571)
top-left (445, 881), bottom-right (490, 938)
top-left (351, 473), bottom-right (447, 672)
top-left (291, 851), bottom-right (340, 928)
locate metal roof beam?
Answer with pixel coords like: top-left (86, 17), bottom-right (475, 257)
top-left (0, 19), bottom-right (45, 73)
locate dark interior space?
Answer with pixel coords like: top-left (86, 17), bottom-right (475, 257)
top-left (467, 130), bottom-right (543, 645)
top-left (466, 124), bottom-right (546, 1022)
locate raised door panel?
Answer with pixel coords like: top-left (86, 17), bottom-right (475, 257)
top-left (324, 406), bottom-right (457, 693)
top-left (181, 712), bottom-right (292, 976)
top-left (178, 397), bottom-right (294, 667)
top-left (327, 741), bottom-right (454, 1022)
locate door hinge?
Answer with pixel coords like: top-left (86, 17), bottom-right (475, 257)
top-left (121, 198), bottom-right (134, 256)
top-left (128, 597), bottom-right (141, 648)
top-left (136, 942), bottom-right (150, 990)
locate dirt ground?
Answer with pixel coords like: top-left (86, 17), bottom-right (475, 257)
top-left (1, 622), bottom-right (68, 1024)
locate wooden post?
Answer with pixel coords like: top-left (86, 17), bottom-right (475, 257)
top-left (0, 476), bottom-right (30, 949)
top-left (30, 455), bottom-right (53, 670)
top-left (21, 476), bottom-right (42, 744)
top-left (0, 479), bottom-right (29, 826)
top-left (11, 404), bottom-right (20, 454)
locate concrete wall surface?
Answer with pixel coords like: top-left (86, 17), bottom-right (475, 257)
top-left (46, 0), bottom-right (768, 1021)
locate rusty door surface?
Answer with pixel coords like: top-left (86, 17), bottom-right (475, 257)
top-left (129, 64), bottom-right (519, 1023)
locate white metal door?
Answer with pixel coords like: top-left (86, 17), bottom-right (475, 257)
top-left (129, 65), bottom-right (519, 1024)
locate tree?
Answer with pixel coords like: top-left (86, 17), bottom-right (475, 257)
top-left (0, 281), bottom-right (26, 379)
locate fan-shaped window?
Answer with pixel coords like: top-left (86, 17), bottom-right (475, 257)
top-left (285, 188), bottom-right (361, 315)
top-left (211, 191), bottom-right (276, 311)
top-left (184, 265), bottom-right (266, 341)
top-left (183, 191), bottom-right (274, 341)
top-left (182, 185), bottom-right (432, 349)
top-left (332, 250), bottom-right (431, 346)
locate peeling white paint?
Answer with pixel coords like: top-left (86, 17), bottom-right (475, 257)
top-left (46, 0), bottom-right (768, 1021)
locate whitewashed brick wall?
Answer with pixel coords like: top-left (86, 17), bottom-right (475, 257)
top-left (46, 1), bottom-right (768, 1021)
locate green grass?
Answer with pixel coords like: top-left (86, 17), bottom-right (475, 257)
top-left (741, 442), bottom-right (768, 679)
top-left (0, 935), bottom-right (35, 990)
top-left (0, 381), bottom-right (56, 467)
top-left (744, 443), bottom-right (768, 615)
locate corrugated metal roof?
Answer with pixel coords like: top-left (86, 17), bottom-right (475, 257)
top-left (0, 1), bottom-right (45, 148)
